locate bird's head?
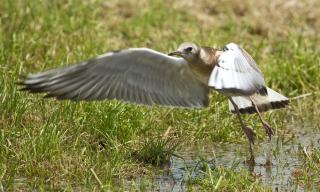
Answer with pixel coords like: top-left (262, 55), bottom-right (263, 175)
top-left (168, 42), bottom-right (200, 62)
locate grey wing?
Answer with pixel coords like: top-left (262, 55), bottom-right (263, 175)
top-left (208, 43), bottom-right (265, 96)
top-left (20, 48), bottom-right (209, 108)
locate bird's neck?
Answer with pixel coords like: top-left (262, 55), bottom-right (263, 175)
top-left (188, 47), bottom-right (221, 84)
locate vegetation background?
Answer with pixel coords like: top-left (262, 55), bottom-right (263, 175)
top-left (0, 0), bottom-right (319, 191)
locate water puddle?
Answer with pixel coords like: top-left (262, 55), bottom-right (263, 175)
top-left (151, 124), bottom-right (320, 191)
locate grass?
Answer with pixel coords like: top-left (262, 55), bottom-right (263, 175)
top-left (1, 0), bottom-right (320, 191)
top-left (189, 165), bottom-right (267, 191)
top-left (294, 144), bottom-right (320, 189)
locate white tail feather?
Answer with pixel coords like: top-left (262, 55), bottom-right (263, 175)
top-left (228, 87), bottom-right (289, 114)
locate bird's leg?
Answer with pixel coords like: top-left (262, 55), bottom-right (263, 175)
top-left (249, 97), bottom-right (274, 140)
top-left (249, 96), bottom-right (273, 166)
top-left (228, 97), bottom-right (255, 164)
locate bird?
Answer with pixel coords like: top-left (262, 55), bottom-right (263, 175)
top-left (19, 42), bottom-right (289, 163)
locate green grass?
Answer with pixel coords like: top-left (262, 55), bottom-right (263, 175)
top-left (1, 0), bottom-right (320, 191)
top-left (294, 144), bottom-right (320, 189)
top-left (189, 165), bottom-right (268, 191)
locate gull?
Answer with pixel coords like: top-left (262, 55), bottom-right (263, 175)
top-left (19, 42), bottom-right (289, 162)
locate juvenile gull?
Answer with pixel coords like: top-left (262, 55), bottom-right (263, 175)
top-left (19, 42), bottom-right (289, 162)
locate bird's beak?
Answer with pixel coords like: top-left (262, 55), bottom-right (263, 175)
top-left (168, 51), bottom-right (183, 56)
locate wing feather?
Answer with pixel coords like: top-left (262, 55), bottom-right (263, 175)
top-left (21, 48), bottom-right (209, 108)
top-left (208, 43), bottom-right (265, 96)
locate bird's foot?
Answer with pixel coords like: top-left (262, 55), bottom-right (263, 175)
top-left (262, 122), bottom-right (274, 140)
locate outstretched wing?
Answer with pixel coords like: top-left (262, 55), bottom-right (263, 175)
top-left (208, 43), bottom-right (265, 96)
top-left (20, 48), bottom-right (209, 108)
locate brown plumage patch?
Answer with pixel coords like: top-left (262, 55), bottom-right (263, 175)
top-left (188, 47), bottom-right (221, 84)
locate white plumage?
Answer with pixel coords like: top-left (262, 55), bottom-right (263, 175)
top-left (208, 43), bottom-right (265, 96)
top-left (208, 43), bottom-right (288, 114)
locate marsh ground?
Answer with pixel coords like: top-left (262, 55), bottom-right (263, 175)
top-left (1, 0), bottom-right (320, 191)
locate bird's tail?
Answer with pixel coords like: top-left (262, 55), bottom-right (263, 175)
top-left (228, 87), bottom-right (289, 114)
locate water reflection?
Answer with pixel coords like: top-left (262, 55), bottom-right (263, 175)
top-left (152, 126), bottom-right (320, 191)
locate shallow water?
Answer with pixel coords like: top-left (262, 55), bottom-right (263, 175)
top-left (151, 125), bottom-right (320, 191)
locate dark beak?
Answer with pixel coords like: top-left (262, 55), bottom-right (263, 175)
top-left (168, 51), bottom-right (183, 56)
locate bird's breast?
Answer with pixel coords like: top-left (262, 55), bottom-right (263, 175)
top-left (189, 62), bottom-right (213, 85)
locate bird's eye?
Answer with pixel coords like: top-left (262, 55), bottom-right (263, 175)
top-left (223, 46), bottom-right (229, 51)
top-left (185, 47), bottom-right (193, 52)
